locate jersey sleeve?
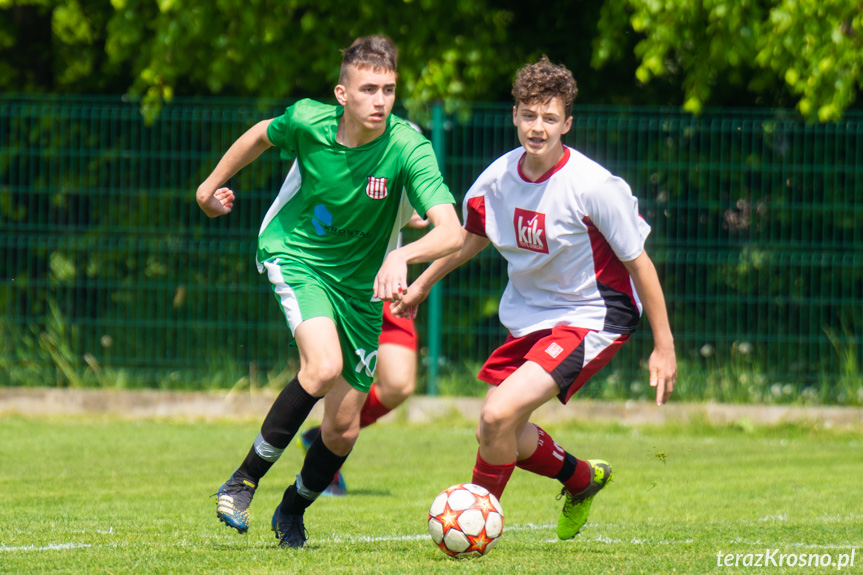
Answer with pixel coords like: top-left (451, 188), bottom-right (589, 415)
top-left (266, 103), bottom-right (301, 162)
top-left (463, 195), bottom-right (487, 237)
top-left (402, 140), bottom-right (454, 218)
top-left (461, 158), bottom-right (504, 238)
top-left (582, 176), bottom-right (651, 261)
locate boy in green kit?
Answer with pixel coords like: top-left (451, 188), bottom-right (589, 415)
top-left (196, 35), bottom-right (461, 549)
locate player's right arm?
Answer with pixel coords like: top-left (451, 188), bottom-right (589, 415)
top-left (196, 119), bottom-right (274, 218)
top-left (390, 230), bottom-right (490, 318)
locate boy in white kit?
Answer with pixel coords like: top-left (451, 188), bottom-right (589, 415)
top-left (392, 56), bottom-right (677, 540)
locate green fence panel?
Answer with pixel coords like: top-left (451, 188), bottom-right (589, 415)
top-left (1, 96), bottom-right (861, 404)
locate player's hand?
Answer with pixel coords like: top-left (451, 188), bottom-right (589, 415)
top-left (389, 300), bottom-right (418, 320)
top-left (649, 346), bottom-right (677, 406)
top-left (390, 282), bottom-right (428, 319)
top-left (406, 211), bottom-right (430, 229)
top-left (374, 252), bottom-right (408, 302)
top-left (198, 187), bottom-right (235, 218)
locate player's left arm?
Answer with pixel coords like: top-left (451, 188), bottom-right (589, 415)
top-left (622, 250), bottom-right (677, 406)
top-left (405, 210), bottom-right (430, 229)
top-left (373, 203), bottom-right (462, 302)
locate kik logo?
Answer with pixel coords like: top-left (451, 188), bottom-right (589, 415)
top-left (312, 204), bottom-right (332, 236)
top-left (513, 207), bottom-right (549, 254)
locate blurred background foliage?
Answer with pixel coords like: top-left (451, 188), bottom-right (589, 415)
top-left (1, 0), bottom-right (862, 119)
top-left (1, 1), bottom-right (862, 402)
top-left (1, 99), bottom-right (861, 403)
top-left (595, 0), bottom-right (863, 121)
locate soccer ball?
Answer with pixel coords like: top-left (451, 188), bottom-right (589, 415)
top-left (428, 483), bottom-right (504, 558)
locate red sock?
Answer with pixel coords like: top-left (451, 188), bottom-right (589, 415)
top-left (359, 384), bottom-right (392, 428)
top-left (471, 451), bottom-right (516, 501)
top-left (562, 458), bottom-right (591, 495)
top-left (516, 425), bottom-right (591, 494)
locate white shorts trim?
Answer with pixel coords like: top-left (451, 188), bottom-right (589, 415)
top-left (582, 330), bottom-right (623, 365)
top-left (263, 260), bottom-right (303, 334)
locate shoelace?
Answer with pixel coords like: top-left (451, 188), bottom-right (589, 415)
top-left (280, 516), bottom-right (309, 542)
top-left (211, 481), bottom-right (254, 499)
top-left (224, 484), bottom-right (254, 496)
top-left (557, 487), bottom-right (580, 510)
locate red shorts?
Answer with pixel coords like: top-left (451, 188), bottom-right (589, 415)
top-left (477, 325), bottom-right (630, 404)
top-left (379, 302), bottom-right (418, 351)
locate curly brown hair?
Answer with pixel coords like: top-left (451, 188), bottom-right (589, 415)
top-left (339, 35), bottom-right (398, 83)
top-left (512, 56), bottom-right (578, 117)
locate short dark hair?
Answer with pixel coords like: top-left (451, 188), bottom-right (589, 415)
top-left (339, 35), bottom-right (398, 83)
top-left (512, 56), bottom-right (578, 118)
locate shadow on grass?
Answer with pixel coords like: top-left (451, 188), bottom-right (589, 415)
top-left (345, 489), bottom-right (392, 497)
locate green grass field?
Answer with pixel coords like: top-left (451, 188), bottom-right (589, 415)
top-left (1, 415), bottom-right (861, 574)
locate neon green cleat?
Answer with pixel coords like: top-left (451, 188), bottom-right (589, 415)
top-left (557, 459), bottom-right (613, 540)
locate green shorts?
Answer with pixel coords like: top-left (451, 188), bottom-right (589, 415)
top-left (262, 258), bottom-right (382, 392)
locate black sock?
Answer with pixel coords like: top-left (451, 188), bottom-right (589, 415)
top-left (234, 446), bottom-right (271, 485)
top-left (282, 435), bottom-right (350, 515)
top-left (235, 376), bottom-right (320, 484)
top-left (261, 376), bottom-right (321, 447)
top-left (554, 453), bottom-right (579, 483)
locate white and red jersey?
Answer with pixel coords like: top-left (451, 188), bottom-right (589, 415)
top-left (463, 145), bottom-right (651, 337)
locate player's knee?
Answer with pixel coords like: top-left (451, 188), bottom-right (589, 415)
top-left (400, 378), bottom-right (416, 399)
top-left (322, 425), bottom-right (359, 455)
top-left (479, 400), bottom-right (515, 435)
top-left (340, 426), bottom-right (360, 447)
top-left (379, 377), bottom-right (414, 405)
top-left (300, 359), bottom-right (343, 389)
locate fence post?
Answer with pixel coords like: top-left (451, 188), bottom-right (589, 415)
top-left (427, 103), bottom-right (446, 396)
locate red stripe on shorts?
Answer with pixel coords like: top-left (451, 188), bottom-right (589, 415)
top-left (477, 325), bottom-right (628, 404)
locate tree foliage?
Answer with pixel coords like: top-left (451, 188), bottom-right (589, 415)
top-left (1, 0), bottom-right (517, 115)
top-left (594, 0), bottom-right (863, 121)
top-left (0, 0), bottom-right (128, 93)
top-left (3, 1), bottom-right (863, 119)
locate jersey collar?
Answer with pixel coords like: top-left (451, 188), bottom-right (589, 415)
top-left (517, 145), bottom-right (571, 184)
top-left (333, 105), bottom-right (392, 149)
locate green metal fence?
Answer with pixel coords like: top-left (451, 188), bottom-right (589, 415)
top-left (1, 95), bottom-right (861, 403)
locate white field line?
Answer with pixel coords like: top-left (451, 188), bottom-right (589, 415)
top-left (0, 543), bottom-right (92, 552)
top-left (2, 521), bottom-right (858, 552)
top-left (577, 535), bottom-right (695, 546)
top-left (326, 522), bottom-right (699, 546)
top-left (327, 522), bottom-right (556, 543)
top-left (723, 538), bottom-right (862, 550)
top-left (748, 514), bottom-right (863, 523)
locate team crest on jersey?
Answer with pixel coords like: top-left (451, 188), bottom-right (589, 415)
top-left (366, 176), bottom-right (389, 200)
top-left (513, 208), bottom-right (549, 254)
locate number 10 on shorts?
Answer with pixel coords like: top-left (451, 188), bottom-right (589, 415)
top-left (355, 348), bottom-right (378, 377)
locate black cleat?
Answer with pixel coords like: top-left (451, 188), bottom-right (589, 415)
top-left (271, 503), bottom-right (308, 549)
top-left (214, 475), bottom-right (257, 534)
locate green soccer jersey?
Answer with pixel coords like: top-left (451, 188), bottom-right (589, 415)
top-left (259, 99), bottom-right (454, 299)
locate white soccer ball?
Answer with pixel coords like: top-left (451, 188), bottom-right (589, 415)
top-left (428, 483), bottom-right (504, 558)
